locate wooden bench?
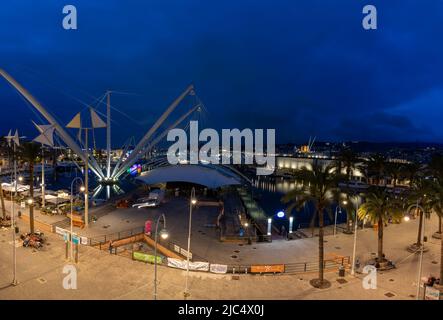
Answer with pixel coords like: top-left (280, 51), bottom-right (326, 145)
top-left (67, 213), bottom-right (85, 229)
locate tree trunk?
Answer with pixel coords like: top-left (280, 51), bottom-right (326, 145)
top-left (346, 213), bottom-right (351, 233)
top-left (0, 184), bottom-right (6, 219)
top-left (417, 210), bottom-right (423, 246)
top-left (378, 216), bottom-right (384, 261)
top-left (438, 216), bottom-right (442, 234)
top-left (29, 163), bottom-right (35, 234)
top-left (318, 209), bottom-right (324, 283)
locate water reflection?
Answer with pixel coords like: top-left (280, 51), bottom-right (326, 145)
top-left (250, 176), bottom-right (364, 229)
top-left (252, 176), bottom-right (363, 202)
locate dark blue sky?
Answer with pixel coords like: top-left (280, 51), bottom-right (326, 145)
top-left (1, 0), bottom-right (442, 147)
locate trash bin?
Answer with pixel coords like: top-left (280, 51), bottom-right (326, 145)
top-left (15, 226), bottom-right (19, 234)
top-left (339, 265), bottom-right (345, 277)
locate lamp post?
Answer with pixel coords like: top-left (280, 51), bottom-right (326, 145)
top-left (11, 146), bottom-right (19, 285)
top-left (350, 196), bottom-right (360, 276)
top-left (70, 177), bottom-right (84, 262)
top-left (184, 187), bottom-right (197, 298)
top-left (289, 216), bottom-right (294, 234)
top-left (153, 213), bottom-right (168, 300)
top-left (404, 202), bottom-right (426, 300)
top-left (334, 200), bottom-right (347, 236)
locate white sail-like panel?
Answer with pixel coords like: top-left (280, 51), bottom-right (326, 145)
top-left (90, 108), bottom-right (107, 128)
top-left (66, 112), bottom-right (82, 128)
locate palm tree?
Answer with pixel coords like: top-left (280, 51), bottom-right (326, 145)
top-left (282, 162), bottom-right (341, 288)
top-left (426, 180), bottom-right (443, 283)
top-left (407, 179), bottom-right (433, 252)
top-left (357, 187), bottom-right (403, 264)
top-left (0, 184), bottom-right (5, 220)
top-left (335, 147), bottom-right (359, 233)
top-left (19, 142), bottom-right (41, 234)
top-left (0, 137), bottom-right (8, 219)
top-left (401, 161), bottom-right (422, 188)
top-left (385, 162), bottom-right (403, 188)
top-left (365, 153), bottom-right (387, 186)
top-left (428, 154), bottom-right (443, 239)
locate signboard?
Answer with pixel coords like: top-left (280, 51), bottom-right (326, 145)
top-left (81, 237), bottom-right (88, 245)
top-left (55, 226), bottom-right (66, 236)
top-left (145, 220), bottom-right (152, 235)
top-left (20, 201), bottom-right (25, 209)
top-left (132, 251), bottom-right (162, 264)
top-left (72, 235), bottom-right (80, 245)
top-left (56, 227), bottom-right (87, 245)
top-left (250, 264), bottom-right (285, 274)
top-left (63, 232), bottom-right (70, 242)
top-left (425, 286), bottom-right (441, 300)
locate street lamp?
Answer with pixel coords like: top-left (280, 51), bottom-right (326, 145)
top-left (334, 200), bottom-right (347, 236)
top-left (70, 177), bottom-right (84, 262)
top-left (18, 176), bottom-right (23, 183)
top-left (289, 216), bottom-right (294, 234)
top-left (267, 218), bottom-right (272, 236)
top-left (184, 187), bottom-right (197, 298)
top-left (350, 197), bottom-right (361, 276)
top-left (404, 203), bottom-right (426, 300)
top-left (153, 213), bottom-right (168, 300)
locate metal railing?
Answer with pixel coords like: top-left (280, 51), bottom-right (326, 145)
top-left (88, 226), bottom-right (145, 247)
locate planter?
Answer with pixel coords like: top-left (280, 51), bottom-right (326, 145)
top-left (432, 232), bottom-right (442, 240)
top-left (407, 243), bottom-right (430, 253)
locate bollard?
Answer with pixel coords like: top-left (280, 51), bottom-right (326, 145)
top-left (338, 265), bottom-right (345, 277)
top-left (75, 244), bottom-right (79, 263)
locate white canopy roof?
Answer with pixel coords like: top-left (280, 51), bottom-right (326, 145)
top-left (136, 165), bottom-right (242, 188)
top-left (1, 183), bottom-right (30, 193)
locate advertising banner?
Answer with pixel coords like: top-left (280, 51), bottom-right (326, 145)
top-left (209, 264), bottom-right (228, 274)
top-left (250, 264), bottom-right (285, 273)
top-left (167, 258), bottom-right (209, 271)
top-left (425, 286), bottom-right (441, 300)
top-left (133, 251), bottom-right (162, 264)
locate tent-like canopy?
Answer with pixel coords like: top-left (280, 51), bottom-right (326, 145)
top-left (136, 165), bottom-right (242, 189)
top-left (1, 183), bottom-right (30, 193)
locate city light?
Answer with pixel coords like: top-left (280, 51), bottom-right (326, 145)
top-left (277, 211), bottom-right (285, 218)
top-left (160, 229), bottom-right (169, 240)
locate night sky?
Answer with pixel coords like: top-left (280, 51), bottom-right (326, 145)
top-left (1, 0), bottom-right (442, 147)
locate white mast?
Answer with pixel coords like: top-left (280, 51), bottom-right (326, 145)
top-left (41, 147), bottom-right (45, 208)
top-left (84, 128), bottom-right (89, 227)
top-left (106, 91), bottom-right (111, 179)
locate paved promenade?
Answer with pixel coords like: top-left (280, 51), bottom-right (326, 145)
top-left (0, 207), bottom-right (441, 299)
